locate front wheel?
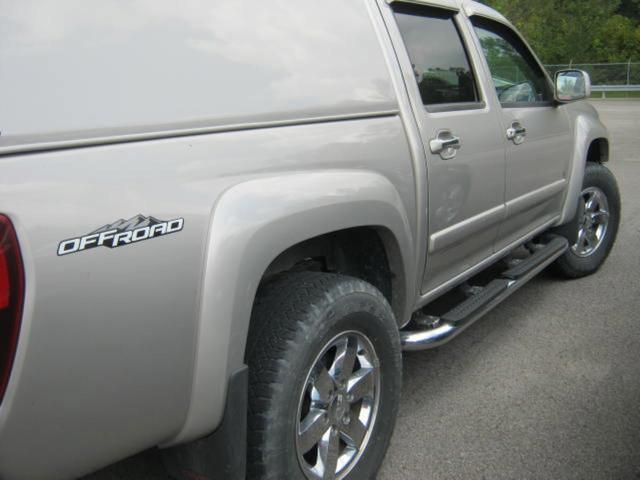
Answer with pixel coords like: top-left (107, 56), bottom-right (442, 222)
top-left (246, 272), bottom-right (402, 480)
top-left (552, 162), bottom-right (621, 278)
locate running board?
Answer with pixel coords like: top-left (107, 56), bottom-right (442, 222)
top-left (401, 236), bottom-right (568, 351)
top-left (502, 236), bottom-right (568, 280)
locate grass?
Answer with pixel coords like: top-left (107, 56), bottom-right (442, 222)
top-left (591, 91), bottom-right (640, 99)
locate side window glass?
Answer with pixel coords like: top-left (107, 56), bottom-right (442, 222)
top-left (471, 18), bottom-right (552, 105)
top-left (392, 4), bottom-right (480, 107)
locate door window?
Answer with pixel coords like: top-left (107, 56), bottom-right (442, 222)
top-left (392, 4), bottom-right (481, 110)
top-left (471, 17), bottom-right (552, 106)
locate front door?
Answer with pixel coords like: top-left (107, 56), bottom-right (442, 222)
top-left (470, 16), bottom-right (573, 250)
top-left (384, 2), bottom-right (507, 293)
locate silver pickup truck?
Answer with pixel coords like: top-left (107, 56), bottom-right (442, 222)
top-left (0, 1), bottom-right (620, 479)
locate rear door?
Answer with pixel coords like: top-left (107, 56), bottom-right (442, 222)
top-left (382, 2), bottom-right (507, 293)
top-left (470, 16), bottom-right (573, 249)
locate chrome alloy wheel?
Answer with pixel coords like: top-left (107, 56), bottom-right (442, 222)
top-left (295, 331), bottom-right (380, 480)
top-left (571, 186), bottom-right (610, 258)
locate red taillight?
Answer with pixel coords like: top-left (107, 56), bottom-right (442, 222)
top-left (0, 215), bottom-right (24, 404)
top-left (0, 250), bottom-right (9, 309)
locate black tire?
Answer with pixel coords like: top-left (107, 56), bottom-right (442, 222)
top-left (246, 272), bottom-right (402, 480)
top-left (552, 162), bottom-right (620, 278)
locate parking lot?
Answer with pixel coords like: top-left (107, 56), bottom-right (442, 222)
top-left (85, 101), bottom-right (640, 480)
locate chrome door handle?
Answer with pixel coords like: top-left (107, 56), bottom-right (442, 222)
top-left (506, 122), bottom-right (526, 145)
top-left (430, 131), bottom-right (461, 160)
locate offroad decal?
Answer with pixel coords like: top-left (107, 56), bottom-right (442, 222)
top-left (57, 214), bottom-right (184, 256)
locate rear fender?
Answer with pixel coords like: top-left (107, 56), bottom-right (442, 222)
top-left (166, 170), bottom-right (414, 445)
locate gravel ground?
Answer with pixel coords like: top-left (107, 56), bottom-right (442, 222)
top-left (84, 101), bottom-right (640, 480)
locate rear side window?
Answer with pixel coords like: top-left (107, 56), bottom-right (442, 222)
top-left (471, 16), bottom-right (553, 106)
top-left (392, 4), bottom-right (480, 108)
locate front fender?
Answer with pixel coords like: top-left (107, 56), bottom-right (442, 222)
top-left (559, 106), bottom-right (610, 225)
top-left (166, 170), bottom-right (414, 445)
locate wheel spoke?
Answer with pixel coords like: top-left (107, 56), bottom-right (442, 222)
top-left (312, 366), bottom-right (335, 404)
top-left (299, 409), bottom-right (329, 454)
top-left (585, 230), bottom-right (598, 249)
top-left (585, 191), bottom-right (598, 212)
top-left (330, 337), bottom-right (358, 383)
top-left (346, 368), bottom-right (375, 404)
top-left (340, 415), bottom-right (367, 448)
top-left (592, 210), bottom-right (610, 223)
top-left (318, 428), bottom-right (340, 480)
top-left (576, 228), bottom-right (587, 248)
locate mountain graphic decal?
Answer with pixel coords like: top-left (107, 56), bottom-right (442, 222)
top-left (58, 214), bottom-right (184, 256)
top-left (91, 214), bottom-right (165, 234)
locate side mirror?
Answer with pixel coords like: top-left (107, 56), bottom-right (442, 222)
top-left (555, 69), bottom-right (591, 103)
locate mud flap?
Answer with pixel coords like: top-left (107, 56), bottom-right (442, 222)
top-left (548, 196), bottom-right (584, 246)
top-left (162, 366), bottom-right (248, 480)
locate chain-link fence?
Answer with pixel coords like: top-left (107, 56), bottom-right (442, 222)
top-left (545, 62), bottom-right (640, 86)
top-left (544, 62), bottom-right (640, 97)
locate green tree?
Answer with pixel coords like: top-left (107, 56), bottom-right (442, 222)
top-left (480, 0), bottom-right (639, 63)
top-left (594, 15), bottom-right (640, 62)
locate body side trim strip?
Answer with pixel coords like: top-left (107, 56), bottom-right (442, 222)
top-left (429, 204), bottom-right (505, 253)
top-left (0, 110), bottom-right (400, 157)
top-left (505, 179), bottom-right (567, 218)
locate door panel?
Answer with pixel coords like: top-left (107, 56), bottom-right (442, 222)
top-left (471, 17), bottom-right (572, 249)
top-left (498, 106), bottom-right (570, 246)
top-left (424, 115), bottom-right (506, 290)
top-left (387, 3), bottom-right (507, 293)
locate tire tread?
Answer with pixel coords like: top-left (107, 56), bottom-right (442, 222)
top-left (245, 271), bottom-right (400, 480)
top-left (552, 162), bottom-right (621, 278)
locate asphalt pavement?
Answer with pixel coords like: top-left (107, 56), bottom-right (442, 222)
top-left (84, 101), bottom-right (640, 480)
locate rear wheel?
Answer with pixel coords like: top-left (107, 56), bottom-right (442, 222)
top-left (552, 162), bottom-right (620, 278)
top-left (246, 272), bottom-right (402, 480)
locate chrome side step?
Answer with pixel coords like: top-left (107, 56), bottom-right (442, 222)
top-left (401, 236), bottom-right (568, 352)
top-left (502, 236), bottom-right (568, 280)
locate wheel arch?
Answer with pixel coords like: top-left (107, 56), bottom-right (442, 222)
top-left (587, 137), bottom-right (609, 164)
top-left (260, 225), bottom-right (407, 322)
top-left (558, 110), bottom-right (610, 225)
top-left (165, 170), bottom-right (415, 446)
